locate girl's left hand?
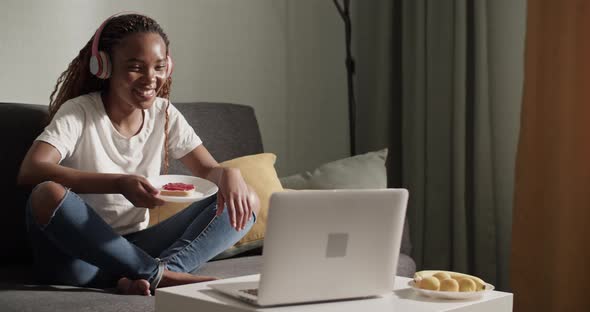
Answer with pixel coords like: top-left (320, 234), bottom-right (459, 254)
top-left (216, 168), bottom-right (260, 231)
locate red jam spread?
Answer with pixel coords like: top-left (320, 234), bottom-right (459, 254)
top-left (162, 182), bottom-right (195, 191)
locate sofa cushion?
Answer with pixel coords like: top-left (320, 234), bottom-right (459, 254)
top-left (0, 283), bottom-right (153, 312)
top-left (280, 148), bottom-right (388, 189)
top-left (192, 255), bottom-right (264, 279)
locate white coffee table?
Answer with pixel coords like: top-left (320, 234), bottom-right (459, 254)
top-left (155, 274), bottom-right (513, 312)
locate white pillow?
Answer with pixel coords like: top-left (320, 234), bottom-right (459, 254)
top-left (280, 148), bottom-right (388, 189)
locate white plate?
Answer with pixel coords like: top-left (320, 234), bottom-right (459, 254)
top-left (148, 175), bottom-right (218, 203)
top-left (408, 280), bottom-right (494, 300)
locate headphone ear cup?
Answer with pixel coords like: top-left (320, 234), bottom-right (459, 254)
top-left (95, 51), bottom-right (111, 79)
top-left (90, 51), bottom-right (107, 78)
top-left (166, 55), bottom-right (174, 78)
top-left (89, 54), bottom-right (100, 76)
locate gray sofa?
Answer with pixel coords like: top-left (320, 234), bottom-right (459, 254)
top-left (0, 102), bottom-right (415, 312)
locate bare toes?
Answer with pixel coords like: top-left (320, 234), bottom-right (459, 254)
top-left (117, 277), bottom-right (151, 296)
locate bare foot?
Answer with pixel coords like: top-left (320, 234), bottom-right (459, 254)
top-left (156, 269), bottom-right (218, 288)
top-left (117, 277), bottom-right (151, 296)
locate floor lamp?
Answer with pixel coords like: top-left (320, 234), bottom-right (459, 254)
top-left (333, 0), bottom-right (357, 156)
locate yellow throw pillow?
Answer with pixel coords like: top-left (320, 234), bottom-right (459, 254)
top-left (219, 153), bottom-right (283, 248)
top-left (148, 202), bottom-right (190, 227)
top-left (148, 153), bottom-right (283, 258)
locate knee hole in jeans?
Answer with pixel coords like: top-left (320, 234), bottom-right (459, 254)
top-left (31, 181), bottom-right (67, 226)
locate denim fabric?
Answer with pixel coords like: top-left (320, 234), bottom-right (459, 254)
top-left (25, 183), bottom-right (254, 289)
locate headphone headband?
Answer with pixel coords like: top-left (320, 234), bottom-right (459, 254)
top-left (89, 11), bottom-right (172, 79)
top-left (91, 11), bottom-right (140, 58)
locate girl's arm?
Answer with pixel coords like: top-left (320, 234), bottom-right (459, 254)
top-left (18, 141), bottom-right (164, 208)
top-left (177, 144), bottom-right (223, 184)
top-left (179, 145), bottom-right (260, 231)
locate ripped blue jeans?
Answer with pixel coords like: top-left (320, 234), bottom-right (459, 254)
top-left (25, 182), bottom-right (255, 291)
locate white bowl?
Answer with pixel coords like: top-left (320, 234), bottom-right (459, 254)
top-left (408, 280), bottom-right (495, 300)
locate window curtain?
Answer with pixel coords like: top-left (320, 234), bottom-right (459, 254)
top-left (355, 0), bottom-right (525, 291)
top-left (511, 0), bottom-right (590, 310)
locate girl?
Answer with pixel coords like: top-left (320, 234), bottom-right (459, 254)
top-left (17, 13), bottom-right (260, 296)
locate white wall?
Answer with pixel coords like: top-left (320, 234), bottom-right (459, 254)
top-left (0, 0), bottom-right (349, 176)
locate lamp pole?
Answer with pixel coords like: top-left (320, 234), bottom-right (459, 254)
top-left (333, 0), bottom-right (356, 156)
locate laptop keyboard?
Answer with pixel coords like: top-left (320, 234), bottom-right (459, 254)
top-left (239, 288), bottom-right (259, 297)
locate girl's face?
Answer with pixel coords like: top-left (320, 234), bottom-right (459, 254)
top-left (108, 32), bottom-right (168, 110)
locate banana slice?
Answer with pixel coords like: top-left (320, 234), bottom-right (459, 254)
top-left (414, 270), bottom-right (486, 291)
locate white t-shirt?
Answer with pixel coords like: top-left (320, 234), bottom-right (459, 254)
top-left (36, 92), bottom-right (202, 235)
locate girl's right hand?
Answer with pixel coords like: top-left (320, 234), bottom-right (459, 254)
top-left (117, 175), bottom-right (165, 209)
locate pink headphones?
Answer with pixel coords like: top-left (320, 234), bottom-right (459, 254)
top-left (89, 12), bottom-right (174, 79)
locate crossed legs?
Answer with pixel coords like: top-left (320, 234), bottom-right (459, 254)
top-left (27, 181), bottom-right (253, 295)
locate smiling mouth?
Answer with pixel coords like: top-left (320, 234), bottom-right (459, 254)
top-left (133, 88), bottom-right (156, 98)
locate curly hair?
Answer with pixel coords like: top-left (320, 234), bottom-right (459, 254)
top-left (48, 13), bottom-right (174, 173)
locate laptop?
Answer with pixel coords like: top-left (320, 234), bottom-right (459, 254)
top-left (208, 188), bottom-right (409, 307)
